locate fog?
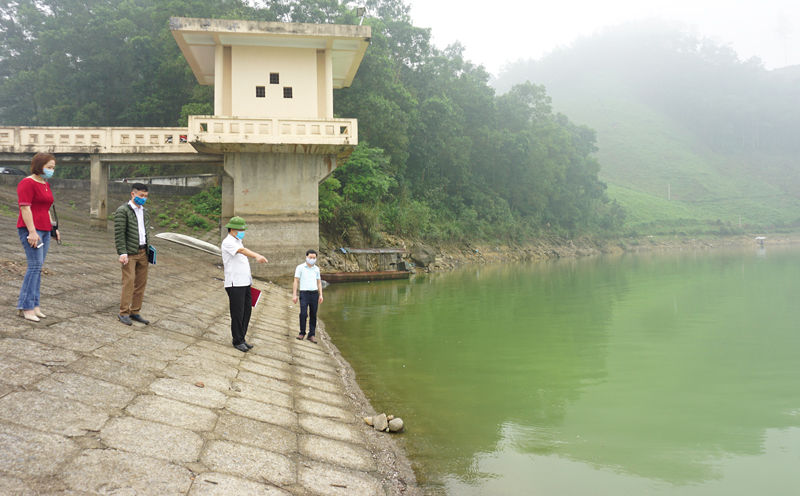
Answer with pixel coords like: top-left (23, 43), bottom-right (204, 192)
top-left (407, 0), bottom-right (799, 74)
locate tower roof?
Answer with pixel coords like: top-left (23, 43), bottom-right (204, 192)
top-left (170, 17), bottom-right (371, 89)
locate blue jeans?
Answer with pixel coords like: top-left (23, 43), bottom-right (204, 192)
top-left (17, 227), bottom-right (50, 310)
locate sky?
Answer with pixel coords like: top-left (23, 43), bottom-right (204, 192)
top-left (406, 0), bottom-right (799, 76)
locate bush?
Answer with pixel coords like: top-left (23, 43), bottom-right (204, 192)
top-left (189, 186), bottom-right (222, 217)
top-left (381, 199), bottom-right (433, 237)
top-left (186, 214), bottom-right (211, 230)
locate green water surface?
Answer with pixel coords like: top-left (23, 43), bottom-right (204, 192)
top-left (320, 245), bottom-right (800, 495)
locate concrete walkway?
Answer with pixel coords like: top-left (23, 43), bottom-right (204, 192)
top-left (0, 197), bottom-right (416, 495)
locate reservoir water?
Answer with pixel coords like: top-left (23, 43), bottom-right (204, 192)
top-left (321, 245), bottom-right (800, 495)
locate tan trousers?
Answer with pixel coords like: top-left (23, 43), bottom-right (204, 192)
top-left (120, 248), bottom-right (148, 316)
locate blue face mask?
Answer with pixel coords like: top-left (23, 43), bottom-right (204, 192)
top-left (236, 231), bottom-right (245, 240)
top-left (42, 169), bottom-right (54, 179)
top-left (133, 196), bottom-right (147, 206)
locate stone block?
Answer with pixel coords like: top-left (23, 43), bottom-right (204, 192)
top-left (201, 440), bottom-right (295, 487)
top-left (0, 421), bottom-right (78, 476)
top-left (298, 414), bottom-right (365, 445)
top-left (156, 318), bottom-right (204, 337)
top-left (297, 461), bottom-right (382, 496)
top-left (295, 398), bottom-right (353, 422)
top-left (290, 356), bottom-right (338, 373)
top-left (150, 378), bottom-right (228, 409)
top-left (0, 391), bottom-right (108, 436)
top-left (235, 371), bottom-right (292, 394)
top-left (225, 397), bottom-right (296, 428)
top-left (299, 435), bottom-right (375, 471)
top-left (67, 356), bottom-right (157, 389)
top-left (232, 381), bottom-right (293, 409)
top-left (126, 395), bottom-right (218, 431)
top-left (101, 417), bottom-right (203, 463)
top-left (240, 360), bottom-right (291, 381)
top-left (248, 346), bottom-right (292, 364)
top-left (164, 363), bottom-right (233, 392)
top-left (22, 321), bottom-right (119, 352)
top-left (36, 372), bottom-right (136, 411)
top-left (62, 448), bottom-right (193, 495)
top-left (247, 354), bottom-right (292, 371)
top-left (196, 340), bottom-right (246, 358)
top-left (184, 345), bottom-right (242, 367)
top-left (174, 353), bottom-right (240, 377)
top-left (189, 472), bottom-right (290, 496)
top-left (0, 355), bottom-right (52, 386)
top-left (293, 373), bottom-right (343, 394)
top-left (92, 342), bottom-right (169, 372)
top-left (294, 385), bottom-right (351, 408)
top-left (215, 414), bottom-right (297, 454)
top-left (0, 338), bottom-right (80, 366)
top-left (292, 365), bottom-right (340, 383)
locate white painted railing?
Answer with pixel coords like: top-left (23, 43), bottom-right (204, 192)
top-left (0, 126), bottom-right (195, 153)
top-left (188, 116), bottom-right (357, 146)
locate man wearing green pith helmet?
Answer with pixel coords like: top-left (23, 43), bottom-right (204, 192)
top-left (221, 217), bottom-right (268, 352)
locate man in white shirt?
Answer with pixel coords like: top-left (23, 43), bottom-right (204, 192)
top-left (221, 217), bottom-right (267, 352)
top-left (292, 250), bottom-right (323, 344)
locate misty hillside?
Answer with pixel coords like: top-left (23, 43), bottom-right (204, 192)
top-left (493, 19), bottom-right (800, 233)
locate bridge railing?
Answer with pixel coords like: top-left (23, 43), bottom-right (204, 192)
top-left (0, 126), bottom-right (195, 154)
top-left (188, 116), bottom-right (357, 146)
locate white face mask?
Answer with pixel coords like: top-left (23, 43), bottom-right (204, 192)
top-left (306, 258), bottom-right (316, 266)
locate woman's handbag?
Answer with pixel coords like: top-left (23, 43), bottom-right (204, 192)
top-left (50, 204), bottom-right (61, 245)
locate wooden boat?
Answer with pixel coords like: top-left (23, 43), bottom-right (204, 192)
top-left (321, 270), bottom-right (411, 283)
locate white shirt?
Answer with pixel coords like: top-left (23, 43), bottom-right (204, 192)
top-left (221, 234), bottom-right (252, 287)
top-left (128, 200), bottom-right (146, 245)
top-left (295, 262), bottom-right (321, 291)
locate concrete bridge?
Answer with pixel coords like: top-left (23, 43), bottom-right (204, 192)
top-left (0, 17), bottom-right (370, 277)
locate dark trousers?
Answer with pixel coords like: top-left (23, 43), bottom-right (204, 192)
top-left (226, 285), bottom-right (252, 345)
top-left (299, 291), bottom-right (318, 337)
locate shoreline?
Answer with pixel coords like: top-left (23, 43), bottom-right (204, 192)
top-left (318, 233), bottom-right (800, 274)
top-left (315, 319), bottom-right (420, 495)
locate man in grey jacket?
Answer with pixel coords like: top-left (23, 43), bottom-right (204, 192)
top-left (115, 183), bottom-right (151, 326)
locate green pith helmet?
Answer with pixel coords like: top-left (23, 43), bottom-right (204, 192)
top-left (225, 217), bottom-right (247, 230)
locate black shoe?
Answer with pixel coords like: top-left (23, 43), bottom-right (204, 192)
top-left (233, 342), bottom-right (250, 352)
top-left (244, 341), bottom-right (253, 349)
top-left (118, 315), bottom-right (133, 326)
top-left (130, 314), bottom-right (150, 325)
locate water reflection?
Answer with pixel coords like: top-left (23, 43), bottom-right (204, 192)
top-left (322, 246), bottom-right (800, 494)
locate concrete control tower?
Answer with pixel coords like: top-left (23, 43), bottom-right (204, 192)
top-left (0, 17), bottom-right (370, 278)
top-left (172, 17), bottom-right (371, 277)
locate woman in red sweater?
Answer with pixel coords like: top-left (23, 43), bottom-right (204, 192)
top-left (17, 153), bottom-right (60, 322)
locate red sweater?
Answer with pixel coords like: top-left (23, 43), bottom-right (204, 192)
top-left (17, 177), bottom-right (53, 230)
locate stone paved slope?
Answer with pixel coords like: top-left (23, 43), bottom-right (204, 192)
top-left (0, 187), bottom-right (417, 495)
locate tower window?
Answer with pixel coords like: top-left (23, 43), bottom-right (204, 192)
top-left (255, 86), bottom-right (265, 98)
top-left (270, 73), bottom-right (280, 84)
top-left (283, 87), bottom-right (293, 99)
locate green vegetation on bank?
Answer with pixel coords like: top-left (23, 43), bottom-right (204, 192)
top-left (104, 186), bottom-right (222, 235)
top-left (493, 20), bottom-right (800, 235)
top-left (1, 0), bottom-right (621, 244)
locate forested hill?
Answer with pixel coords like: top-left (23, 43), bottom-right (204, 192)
top-left (0, 0), bottom-right (624, 243)
top-left (493, 19), bottom-right (800, 234)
